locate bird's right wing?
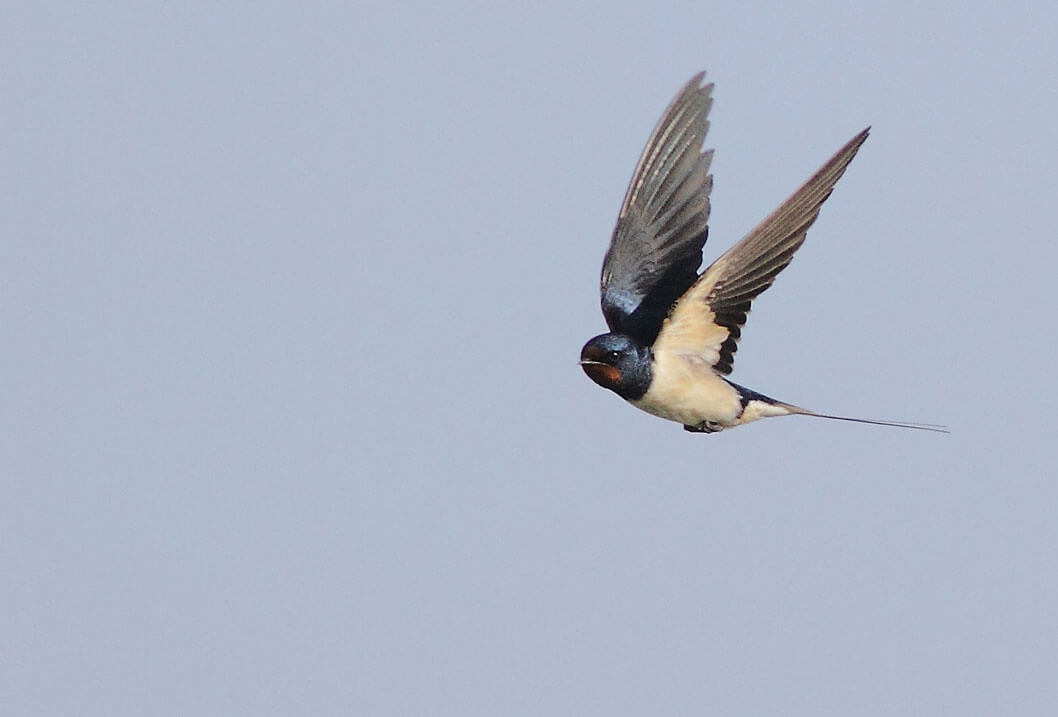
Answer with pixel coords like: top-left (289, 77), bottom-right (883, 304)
top-left (652, 129), bottom-right (870, 374)
top-left (600, 73), bottom-right (715, 346)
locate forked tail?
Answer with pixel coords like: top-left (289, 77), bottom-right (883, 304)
top-left (784, 405), bottom-right (949, 433)
top-left (727, 380), bottom-right (949, 433)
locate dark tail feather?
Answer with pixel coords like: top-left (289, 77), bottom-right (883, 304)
top-left (791, 407), bottom-right (949, 433)
top-left (725, 381), bottom-right (949, 433)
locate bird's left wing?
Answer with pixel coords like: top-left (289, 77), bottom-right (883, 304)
top-left (600, 73), bottom-right (715, 346)
top-left (653, 128), bottom-right (869, 374)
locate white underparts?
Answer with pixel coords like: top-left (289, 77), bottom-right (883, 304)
top-left (735, 399), bottom-right (797, 425)
top-left (630, 351), bottom-right (743, 427)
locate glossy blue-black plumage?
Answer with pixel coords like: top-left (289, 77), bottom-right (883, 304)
top-left (579, 334), bottom-right (652, 401)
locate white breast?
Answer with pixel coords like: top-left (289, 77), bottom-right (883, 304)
top-left (630, 350), bottom-right (743, 427)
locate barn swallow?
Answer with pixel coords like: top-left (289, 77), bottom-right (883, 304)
top-left (580, 72), bottom-right (946, 434)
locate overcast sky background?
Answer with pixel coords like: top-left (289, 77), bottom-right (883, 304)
top-left (3, 2), bottom-right (1057, 714)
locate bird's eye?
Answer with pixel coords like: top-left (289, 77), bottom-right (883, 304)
top-left (608, 350), bottom-right (621, 362)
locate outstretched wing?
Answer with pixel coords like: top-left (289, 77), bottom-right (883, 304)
top-left (652, 128), bottom-right (870, 374)
top-left (600, 73), bottom-right (715, 346)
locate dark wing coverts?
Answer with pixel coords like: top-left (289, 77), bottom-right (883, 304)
top-left (600, 73), bottom-right (715, 345)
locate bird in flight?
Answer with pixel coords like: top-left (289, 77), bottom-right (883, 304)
top-left (579, 72), bottom-right (946, 434)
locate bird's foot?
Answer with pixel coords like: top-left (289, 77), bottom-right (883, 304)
top-left (684, 420), bottom-right (725, 434)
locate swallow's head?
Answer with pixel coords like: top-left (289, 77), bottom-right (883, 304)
top-left (579, 333), bottom-right (651, 400)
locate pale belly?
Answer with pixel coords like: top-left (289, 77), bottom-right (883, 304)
top-left (629, 351), bottom-right (744, 427)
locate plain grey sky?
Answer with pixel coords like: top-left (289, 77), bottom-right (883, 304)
top-left (3, 2), bottom-right (1057, 714)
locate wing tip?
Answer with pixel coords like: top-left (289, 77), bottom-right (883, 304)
top-left (682, 71), bottom-right (714, 100)
top-left (848, 126), bottom-right (871, 152)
